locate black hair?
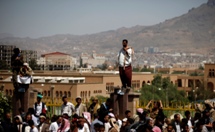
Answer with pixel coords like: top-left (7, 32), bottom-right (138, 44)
top-left (125, 110), bottom-right (131, 115)
top-left (62, 96), bottom-right (67, 100)
top-left (127, 118), bottom-right (134, 124)
top-left (106, 98), bottom-right (112, 103)
top-left (185, 110), bottom-right (190, 116)
top-left (122, 39), bottom-right (128, 43)
top-left (93, 113), bottom-right (99, 119)
top-left (174, 113), bottom-right (179, 119)
top-left (28, 108), bottom-right (35, 115)
top-left (13, 48), bottom-right (20, 54)
top-left (28, 120), bottom-right (34, 126)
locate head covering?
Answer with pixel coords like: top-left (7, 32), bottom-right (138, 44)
top-left (76, 96), bottom-right (82, 100)
top-left (14, 115), bottom-right (23, 123)
top-left (37, 93), bottom-right (43, 98)
top-left (152, 126), bottom-right (161, 132)
top-left (137, 108), bottom-right (144, 114)
top-left (39, 115), bottom-right (46, 119)
top-left (109, 118), bottom-right (119, 132)
top-left (23, 63), bottom-right (29, 66)
top-left (122, 118), bottom-right (127, 122)
top-left (108, 113), bottom-right (115, 118)
top-left (58, 118), bottom-right (70, 132)
top-left (83, 112), bottom-right (91, 124)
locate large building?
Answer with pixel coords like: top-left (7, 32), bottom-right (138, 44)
top-left (80, 51), bottom-right (106, 68)
top-left (37, 52), bottom-right (76, 70)
top-left (0, 45), bottom-right (16, 66)
top-left (0, 45), bottom-right (37, 67)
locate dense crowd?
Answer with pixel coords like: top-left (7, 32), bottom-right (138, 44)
top-left (1, 94), bottom-right (215, 132)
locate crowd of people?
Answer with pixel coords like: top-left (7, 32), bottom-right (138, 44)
top-left (1, 95), bottom-right (215, 132)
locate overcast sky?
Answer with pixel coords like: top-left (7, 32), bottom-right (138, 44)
top-left (0, 0), bottom-right (207, 38)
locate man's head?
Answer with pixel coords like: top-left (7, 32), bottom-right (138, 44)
top-left (105, 98), bottom-right (112, 107)
top-left (37, 93), bottom-right (43, 102)
top-left (14, 115), bottom-right (22, 124)
top-left (126, 118), bottom-right (134, 126)
top-left (76, 96), bottom-right (82, 104)
top-left (25, 113), bottom-right (32, 122)
top-left (39, 114), bottom-right (46, 124)
top-left (93, 97), bottom-right (98, 104)
top-left (104, 115), bottom-right (110, 123)
top-left (56, 115), bottom-right (63, 124)
top-left (77, 117), bottom-right (85, 129)
top-left (62, 96), bottom-right (67, 103)
top-left (125, 110), bottom-right (132, 118)
top-left (28, 120), bottom-right (34, 127)
top-left (93, 113), bottom-right (99, 119)
top-left (122, 39), bottom-right (128, 48)
top-left (174, 114), bottom-right (180, 122)
top-left (167, 124), bottom-right (174, 132)
top-left (185, 110), bottom-right (190, 119)
top-left (13, 48), bottom-right (21, 54)
top-left (62, 113), bottom-right (69, 119)
top-left (99, 125), bottom-right (105, 132)
top-left (4, 112), bottom-right (11, 122)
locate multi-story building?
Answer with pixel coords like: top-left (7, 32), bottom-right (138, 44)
top-left (0, 45), bottom-right (16, 66)
top-left (22, 50), bottom-right (37, 63)
top-left (80, 51), bottom-right (106, 68)
top-left (37, 52), bottom-right (76, 70)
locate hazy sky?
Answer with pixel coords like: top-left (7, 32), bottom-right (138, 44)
top-left (0, 0), bottom-right (207, 38)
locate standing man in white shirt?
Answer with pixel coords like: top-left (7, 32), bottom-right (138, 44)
top-left (117, 39), bottom-right (134, 95)
top-left (61, 95), bottom-right (75, 118)
top-left (34, 93), bottom-right (47, 123)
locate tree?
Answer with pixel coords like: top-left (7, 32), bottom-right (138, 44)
top-left (29, 59), bottom-right (38, 70)
top-left (140, 75), bottom-right (189, 104)
top-left (0, 91), bottom-right (12, 119)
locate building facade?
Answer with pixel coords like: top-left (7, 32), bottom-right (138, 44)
top-left (37, 52), bottom-right (76, 70)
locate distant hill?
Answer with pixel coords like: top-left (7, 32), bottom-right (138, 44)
top-left (0, 2), bottom-right (215, 55)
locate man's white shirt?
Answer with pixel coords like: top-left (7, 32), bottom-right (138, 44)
top-left (34, 102), bottom-right (47, 117)
top-left (49, 122), bottom-right (59, 132)
top-left (118, 48), bottom-right (133, 67)
top-left (61, 102), bottom-right (75, 117)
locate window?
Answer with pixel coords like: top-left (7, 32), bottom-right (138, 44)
top-left (44, 91), bottom-right (47, 96)
top-left (106, 82), bottom-right (114, 93)
top-left (56, 91), bottom-right (59, 97)
top-left (88, 91), bottom-right (91, 97)
top-left (177, 79), bottom-right (182, 87)
top-left (132, 80), bottom-right (140, 89)
top-left (60, 91), bottom-right (63, 97)
top-left (68, 91), bottom-right (71, 97)
top-left (48, 91), bottom-right (50, 97)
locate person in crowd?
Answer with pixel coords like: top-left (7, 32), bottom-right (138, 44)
top-left (103, 115), bottom-right (111, 132)
top-left (98, 98), bottom-right (113, 123)
top-left (124, 110), bottom-right (132, 119)
top-left (193, 112), bottom-right (201, 128)
top-left (202, 109), bottom-right (213, 131)
top-left (88, 97), bottom-right (100, 120)
top-left (49, 115), bottom-right (62, 132)
top-left (163, 124), bottom-right (175, 132)
top-left (75, 96), bottom-right (87, 117)
top-left (184, 110), bottom-right (194, 132)
top-left (117, 39), bottom-right (134, 95)
top-left (27, 108), bottom-right (38, 126)
top-left (124, 118), bottom-right (134, 132)
top-left (37, 114), bottom-right (50, 132)
top-left (77, 117), bottom-right (90, 132)
top-left (1, 112), bottom-right (16, 132)
top-left (163, 118), bottom-right (172, 131)
top-left (61, 96), bottom-right (75, 118)
top-left (109, 118), bottom-right (119, 132)
top-left (28, 120), bottom-right (38, 132)
top-left (18, 108), bottom-right (26, 122)
top-left (91, 113), bottom-right (103, 132)
top-left (172, 113), bottom-right (181, 132)
top-left (33, 93), bottom-right (47, 121)
top-left (19, 62), bottom-right (33, 77)
top-left (114, 114), bottom-right (122, 130)
top-left (23, 113), bottom-right (33, 132)
top-left (211, 121), bottom-right (215, 132)
top-left (133, 108), bottom-right (144, 123)
top-left (99, 125), bottom-right (105, 132)
top-left (57, 118), bottom-right (70, 132)
top-left (129, 108), bottom-right (148, 131)
top-left (145, 100), bottom-right (165, 121)
top-left (14, 115), bottom-right (27, 132)
top-left (93, 123), bottom-right (101, 132)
